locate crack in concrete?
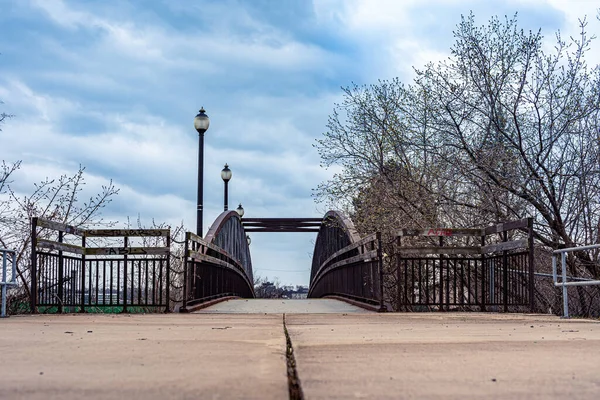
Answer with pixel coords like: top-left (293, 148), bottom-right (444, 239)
top-left (283, 314), bottom-right (304, 400)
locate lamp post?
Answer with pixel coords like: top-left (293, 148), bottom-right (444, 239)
top-left (236, 203), bottom-right (244, 218)
top-left (194, 107), bottom-right (210, 236)
top-left (221, 164), bottom-right (232, 211)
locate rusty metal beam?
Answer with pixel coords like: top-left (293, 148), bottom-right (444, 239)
top-left (242, 218), bottom-right (322, 233)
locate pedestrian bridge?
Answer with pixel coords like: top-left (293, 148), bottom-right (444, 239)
top-left (30, 211), bottom-right (536, 314)
top-left (180, 209), bottom-right (384, 312)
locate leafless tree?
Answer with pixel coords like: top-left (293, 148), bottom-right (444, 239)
top-left (0, 164), bottom-right (119, 313)
top-left (124, 215), bottom-right (187, 311)
top-left (315, 13), bottom-right (600, 315)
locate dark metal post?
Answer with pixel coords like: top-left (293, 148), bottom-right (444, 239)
top-left (527, 217), bottom-right (535, 312)
top-left (58, 231), bottom-right (64, 314)
top-left (224, 179), bottom-right (229, 211)
top-left (197, 131), bottom-right (204, 236)
top-left (30, 217), bottom-right (38, 314)
top-left (481, 233), bottom-right (486, 312)
top-left (181, 232), bottom-right (189, 312)
top-left (502, 230), bottom-right (508, 312)
top-left (377, 232), bottom-right (385, 312)
top-left (396, 236), bottom-right (401, 311)
top-left (439, 236), bottom-right (445, 311)
top-left (122, 236), bottom-right (128, 313)
top-left (80, 234), bottom-right (86, 313)
top-left (165, 234), bottom-right (171, 313)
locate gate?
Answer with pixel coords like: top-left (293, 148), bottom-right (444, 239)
top-left (31, 218), bottom-right (170, 313)
top-left (394, 218), bottom-right (534, 312)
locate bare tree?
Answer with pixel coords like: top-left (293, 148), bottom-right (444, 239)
top-left (0, 165), bottom-right (119, 313)
top-left (314, 80), bottom-right (451, 236)
top-left (0, 104), bottom-right (12, 128)
top-left (318, 13), bottom-right (600, 246)
top-left (315, 13), bottom-right (600, 315)
top-left (416, 14), bottom-right (600, 248)
top-left (124, 215), bottom-right (187, 311)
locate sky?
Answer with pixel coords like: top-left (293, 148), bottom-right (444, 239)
top-left (0, 0), bottom-right (599, 286)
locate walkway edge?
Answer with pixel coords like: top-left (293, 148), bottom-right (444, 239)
top-left (183, 296), bottom-right (239, 312)
top-left (324, 295), bottom-right (383, 312)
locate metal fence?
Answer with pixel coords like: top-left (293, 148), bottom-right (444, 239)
top-left (394, 218), bottom-right (534, 312)
top-left (31, 217), bottom-right (171, 313)
top-left (396, 252), bottom-right (530, 310)
top-left (181, 231), bottom-right (254, 311)
top-left (1, 248), bottom-right (17, 317)
top-left (552, 244), bottom-right (600, 318)
top-left (308, 232), bottom-right (384, 310)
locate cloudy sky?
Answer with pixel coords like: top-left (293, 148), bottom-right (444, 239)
top-left (0, 0), bottom-right (598, 286)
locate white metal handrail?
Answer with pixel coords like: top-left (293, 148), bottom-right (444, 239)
top-left (552, 244), bottom-right (600, 318)
top-left (1, 248), bottom-right (18, 318)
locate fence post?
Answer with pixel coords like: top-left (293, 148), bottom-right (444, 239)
top-left (181, 233), bottom-right (189, 312)
top-left (165, 234), bottom-right (171, 313)
top-left (439, 236), bottom-right (446, 311)
top-left (30, 217), bottom-right (38, 314)
top-left (396, 236), bottom-right (401, 312)
top-left (2, 250), bottom-right (8, 317)
top-left (58, 231), bottom-right (64, 314)
top-left (80, 234), bottom-right (86, 313)
top-left (377, 232), bottom-right (385, 312)
top-left (480, 233), bottom-right (486, 312)
top-left (123, 236), bottom-right (128, 313)
top-left (527, 217), bottom-right (535, 313)
top-left (489, 259), bottom-right (495, 307)
top-left (502, 230), bottom-right (508, 312)
top-left (561, 251), bottom-right (569, 318)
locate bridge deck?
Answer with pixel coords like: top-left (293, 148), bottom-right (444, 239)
top-left (1, 303), bottom-right (599, 399)
top-left (195, 298), bottom-right (370, 314)
top-left (286, 312), bottom-right (600, 399)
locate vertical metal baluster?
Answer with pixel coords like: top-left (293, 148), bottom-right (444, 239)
top-left (145, 259), bottom-right (149, 306)
top-left (80, 235), bottom-right (86, 313)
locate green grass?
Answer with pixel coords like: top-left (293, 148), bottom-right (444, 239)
top-left (35, 305), bottom-right (166, 314)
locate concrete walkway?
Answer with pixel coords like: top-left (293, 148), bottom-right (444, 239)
top-left (0, 313), bottom-right (288, 400)
top-left (286, 313), bottom-right (600, 399)
top-left (196, 298), bottom-right (369, 314)
top-left (1, 301), bottom-right (600, 399)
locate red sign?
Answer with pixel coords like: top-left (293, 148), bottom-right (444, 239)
top-left (427, 229), bottom-right (452, 236)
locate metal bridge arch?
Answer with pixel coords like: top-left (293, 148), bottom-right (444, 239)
top-left (182, 209), bottom-right (385, 311)
top-left (205, 210), bottom-right (253, 284)
top-left (309, 211), bottom-right (360, 283)
top-left (308, 211), bottom-right (384, 310)
top-left (182, 211), bottom-right (255, 311)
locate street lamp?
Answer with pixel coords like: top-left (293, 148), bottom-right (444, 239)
top-left (194, 107), bottom-right (210, 236)
top-left (236, 203), bottom-right (244, 218)
top-left (221, 163), bottom-right (232, 211)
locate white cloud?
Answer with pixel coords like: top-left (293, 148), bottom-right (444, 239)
top-left (3, 0), bottom-right (599, 286)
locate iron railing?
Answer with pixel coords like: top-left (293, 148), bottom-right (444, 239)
top-left (394, 218), bottom-right (535, 312)
top-left (1, 248), bottom-right (17, 318)
top-left (181, 231), bottom-right (254, 311)
top-left (396, 252), bottom-right (531, 310)
top-left (31, 217), bottom-right (171, 313)
top-left (552, 244), bottom-right (600, 318)
top-left (308, 232), bottom-right (384, 310)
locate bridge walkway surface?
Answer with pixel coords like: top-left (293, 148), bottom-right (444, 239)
top-left (1, 299), bottom-right (599, 399)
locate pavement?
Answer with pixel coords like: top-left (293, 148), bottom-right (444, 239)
top-left (285, 312), bottom-right (600, 399)
top-left (1, 299), bottom-right (599, 399)
top-left (196, 298), bottom-right (369, 314)
top-left (0, 313), bottom-right (288, 400)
